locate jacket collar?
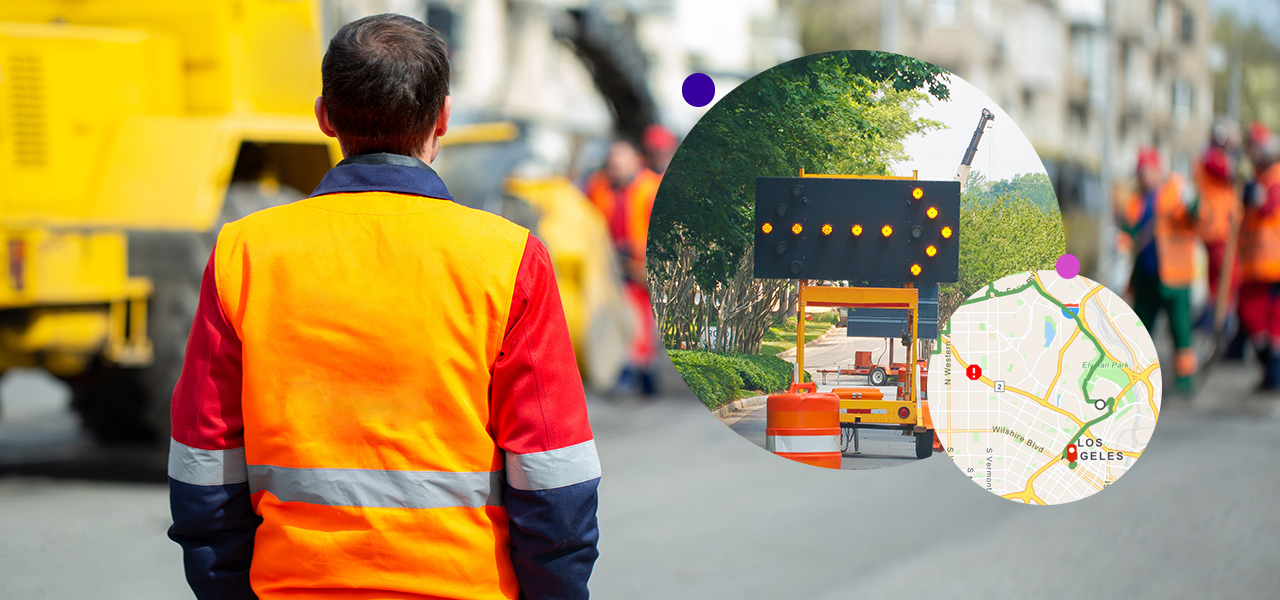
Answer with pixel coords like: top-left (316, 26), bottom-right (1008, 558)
top-left (309, 152), bottom-right (454, 201)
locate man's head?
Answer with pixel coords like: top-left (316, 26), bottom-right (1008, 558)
top-left (316, 14), bottom-right (451, 162)
top-left (605, 138), bottom-right (644, 187)
top-left (1136, 146), bottom-right (1163, 192)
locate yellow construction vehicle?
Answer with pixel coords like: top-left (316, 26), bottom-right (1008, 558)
top-left (0, 1), bottom-right (628, 442)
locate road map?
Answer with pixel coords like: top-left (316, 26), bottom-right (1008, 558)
top-left (927, 270), bottom-right (1161, 504)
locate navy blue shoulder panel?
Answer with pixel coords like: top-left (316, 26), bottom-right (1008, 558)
top-left (505, 477), bottom-right (600, 600)
top-left (310, 152), bottom-right (454, 200)
top-left (169, 478), bottom-right (262, 600)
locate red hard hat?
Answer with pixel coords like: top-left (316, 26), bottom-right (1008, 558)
top-left (643, 124), bottom-right (678, 154)
top-left (1136, 146), bottom-right (1161, 172)
top-left (1249, 122), bottom-right (1271, 147)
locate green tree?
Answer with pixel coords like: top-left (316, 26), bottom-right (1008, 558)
top-left (938, 194), bottom-right (1066, 323)
top-left (648, 51), bottom-right (949, 353)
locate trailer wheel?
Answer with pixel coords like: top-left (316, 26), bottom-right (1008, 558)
top-left (869, 367), bottom-right (887, 386)
top-left (914, 430), bottom-right (935, 459)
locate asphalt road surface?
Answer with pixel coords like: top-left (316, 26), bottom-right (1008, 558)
top-left (2, 359), bottom-right (1279, 599)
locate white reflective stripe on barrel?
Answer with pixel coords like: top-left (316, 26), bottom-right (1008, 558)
top-left (765, 434), bottom-right (840, 454)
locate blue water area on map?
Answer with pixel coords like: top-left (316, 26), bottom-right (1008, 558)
top-left (1061, 306), bottom-right (1079, 319)
top-left (1044, 317), bottom-right (1057, 347)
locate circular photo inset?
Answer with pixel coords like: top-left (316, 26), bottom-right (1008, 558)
top-left (928, 270), bottom-right (1161, 504)
top-left (648, 50), bottom-right (1066, 470)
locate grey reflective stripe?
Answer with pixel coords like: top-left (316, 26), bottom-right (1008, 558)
top-left (168, 438), bottom-right (248, 486)
top-left (505, 439), bottom-right (602, 491)
top-left (246, 464), bottom-right (504, 509)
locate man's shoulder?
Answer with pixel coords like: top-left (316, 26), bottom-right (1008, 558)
top-left (217, 192), bottom-right (530, 243)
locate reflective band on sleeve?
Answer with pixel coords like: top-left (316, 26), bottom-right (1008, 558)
top-left (168, 438), bottom-right (248, 486)
top-left (246, 464), bottom-right (505, 509)
top-left (505, 439), bottom-right (602, 491)
top-left (765, 434), bottom-right (841, 454)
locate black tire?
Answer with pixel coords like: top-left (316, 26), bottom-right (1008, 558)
top-left (67, 363), bottom-right (155, 444)
top-left (869, 367), bottom-right (887, 386)
top-left (915, 430), bottom-right (935, 459)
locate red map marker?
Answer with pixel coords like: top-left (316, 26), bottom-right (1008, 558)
top-left (1066, 443), bottom-right (1078, 463)
top-left (966, 364), bottom-right (982, 380)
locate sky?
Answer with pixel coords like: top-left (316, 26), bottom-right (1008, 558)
top-left (890, 73), bottom-right (1048, 184)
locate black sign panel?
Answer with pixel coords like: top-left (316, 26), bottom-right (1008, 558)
top-left (753, 177), bottom-right (960, 284)
top-left (846, 284), bottom-right (940, 339)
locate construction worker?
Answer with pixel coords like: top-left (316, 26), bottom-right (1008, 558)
top-left (1194, 124), bottom-right (1242, 330)
top-left (1119, 147), bottom-right (1200, 394)
top-left (586, 138), bottom-right (662, 394)
top-left (166, 15), bottom-right (600, 599)
top-left (1238, 125), bottom-right (1280, 389)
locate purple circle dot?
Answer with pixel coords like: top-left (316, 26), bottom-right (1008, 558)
top-left (682, 73), bottom-right (714, 107)
top-left (1056, 254), bottom-right (1080, 279)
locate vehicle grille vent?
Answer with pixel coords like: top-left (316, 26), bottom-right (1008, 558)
top-left (8, 50), bottom-right (47, 169)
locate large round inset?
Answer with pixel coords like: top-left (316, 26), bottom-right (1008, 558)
top-left (927, 270), bottom-right (1161, 503)
top-left (650, 50), bottom-right (1065, 471)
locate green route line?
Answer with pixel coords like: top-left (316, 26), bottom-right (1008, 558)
top-left (942, 273), bottom-right (1119, 465)
top-left (1064, 397), bottom-right (1115, 462)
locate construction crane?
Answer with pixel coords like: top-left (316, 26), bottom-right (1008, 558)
top-left (954, 108), bottom-right (996, 187)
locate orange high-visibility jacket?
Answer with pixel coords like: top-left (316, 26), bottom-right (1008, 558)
top-left (168, 153), bottom-right (601, 600)
top-left (1194, 159), bottom-right (1240, 246)
top-left (1122, 173), bottom-right (1198, 287)
top-left (1240, 162), bottom-right (1280, 282)
top-left (585, 167), bottom-right (661, 271)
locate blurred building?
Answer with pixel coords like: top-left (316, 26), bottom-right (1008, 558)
top-left (325, 0), bottom-right (801, 177)
top-left (795, 0), bottom-right (1213, 215)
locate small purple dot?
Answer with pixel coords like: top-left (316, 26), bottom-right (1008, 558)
top-left (1056, 254), bottom-right (1080, 279)
top-left (682, 73), bottom-right (714, 107)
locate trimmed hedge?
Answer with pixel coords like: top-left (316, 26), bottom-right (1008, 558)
top-left (668, 350), bottom-right (807, 410)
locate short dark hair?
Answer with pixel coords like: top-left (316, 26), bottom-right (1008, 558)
top-left (321, 14), bottom-right (450, 156)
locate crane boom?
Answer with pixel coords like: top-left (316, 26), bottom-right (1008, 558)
top-left (955, 108), bottom-right (996, 187)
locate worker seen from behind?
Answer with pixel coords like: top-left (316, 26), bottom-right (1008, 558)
top-left (1119, 146), bottom-right (1200, 395)
top-left (1238, 125), bottom-right (1280, 390)
top-left (1193, 123), bottom-right (1242, 331)
top-left (167, 14), bottom-right (600, 599)
top-left (586, 138), bottom-right (662, 394)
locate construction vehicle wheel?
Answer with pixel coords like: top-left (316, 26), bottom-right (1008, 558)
top-left (68, 364), bottom-right (155, 444)
top-left (914, 430), bottom-right (935, 459)
top-left (869, 367), bottom-right (887, 386)
top-left (128, 182), bottom-right (304, 442)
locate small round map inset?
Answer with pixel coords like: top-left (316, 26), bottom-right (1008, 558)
top-left (927, 270), bottom-right (1161, 504)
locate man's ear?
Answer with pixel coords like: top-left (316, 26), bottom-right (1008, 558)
top-left (315, 97), bottom-right (338, 138)
top-left (434, 96), bottom-right (451, 138)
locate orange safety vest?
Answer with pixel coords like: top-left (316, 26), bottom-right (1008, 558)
top-left (214, 191), bottom-right (528, 598)
top-left (1240, 163), bottom-right (1280, 282)
top-left (1193, 160), bottom-right (1240, 246)
top-left (585, 168), bottom-right (661, 270)
top-left (1123, 173), bottom-right (1198, 287)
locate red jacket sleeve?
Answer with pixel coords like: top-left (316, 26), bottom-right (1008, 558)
top-left (490, 233), bottom-right (600, 600)
top-left (166, 249), bottom-right (259, 600)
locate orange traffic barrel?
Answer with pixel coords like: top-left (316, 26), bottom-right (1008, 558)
top-left (895, 366), bottom-right (907, 400)
top-left (831, 387), bottom-right (885, 400)
top-left (765, 389), bottom-right (840, 469)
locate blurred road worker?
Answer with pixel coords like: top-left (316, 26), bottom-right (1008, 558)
top-left (586, 138), bottom-right (661, 281)
top-left (1119, 147), bottom-right (1200, 395)
top-left (166, 15), bottom-right (600, 600)
top-left (1194, 123), bottom-right (1242, 330)
top-left (1238, 125), bottom-right (1280, 390)
top-left (586, 138), bottom-right (662, 395)
top-left (642, 123), bottom-right (679, 175)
